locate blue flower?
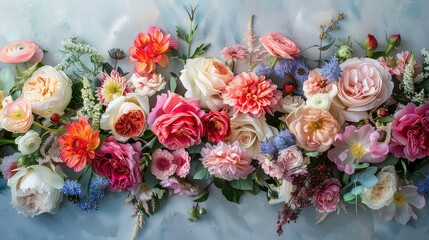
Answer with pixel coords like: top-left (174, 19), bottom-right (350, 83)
top-left (272, 130), bottom-right (295, 150)
top-left (78, 198), bottom-right (99, 212)
top-left (321, 57), bottom-right (341, 82)
top-left (89, 177), bottom-right (110, 201)
top-left (61, 180), bottom-right (82, 196)
top-left (273, 58), bottom-right (295, 79)
top-left (252, 64), bottom-right (271, 77)
top-left (260, 140), bottom-right (277, 156)
top-left (293, 58), bottom-right (310, 83)
top-left (417, 175), bottom-right (429, 196)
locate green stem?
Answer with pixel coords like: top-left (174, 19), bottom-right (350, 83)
top-left (270, 57), bottom-right (280, 71)
top-left (32, 121), bottom-right (62, 133)
top-left (231, 60), bottom-right (236, 72)
top-left (0, 138), bottom-right (16, 144)
top-left (77, 165), bottom-right (91, 182)
top-left (86, 171), bottom-right (94, 201)
top-left (187, 19), bottom-right (193, 59)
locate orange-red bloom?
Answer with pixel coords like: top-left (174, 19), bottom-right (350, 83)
top-left (58, 117), bottom-right (100, 172)
top-left (129, 26), bottom-right (178, 74)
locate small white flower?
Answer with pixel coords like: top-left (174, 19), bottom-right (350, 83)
top-left (15, 130), bottom-right (41, 155)
top-left (306, 93), bottom-right (332, 110)
top-left (129, 73), bottom-right (166, 97)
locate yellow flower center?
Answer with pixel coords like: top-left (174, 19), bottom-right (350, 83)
top-left (12, 109), bottom-right (25, 121)
top-left (393, 192), bottom-right (406, 207)
top-left (349, 144), bottom-right (365, 159)
top-left (308, 121), bottom-right (322, 130)
top-left (102, 79), bottom-right (124, 102)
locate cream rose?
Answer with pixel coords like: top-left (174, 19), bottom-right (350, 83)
top-left (180, 58), bottom-right (233, 110)
top-left (21, 66), bottom-right (72, 118)
top-left (227, 113), bottom-right (277, 158)
top-left (276, 95), bottom-right (306, 113)
top-left (129, 72), bottom-right (166, 97)
top-left (100, 93), bottom-right (149, 142)
top-left (8, 165), bottom-right (64, 217)
top-left (334, 58), bottom-right (393, 122)
top-left (15, 130), bottom-right (41, 155)
top-left (361, 166), bottom-right (397, 210)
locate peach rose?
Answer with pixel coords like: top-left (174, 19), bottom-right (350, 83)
top-left (0, 98), bottom-right (33, 133)
top-left (285, 106), bottom-right (340, 152)
top-left (21, 66), bottom-right (72, 118)
top-left (334, 58), bottom-right (393, 122)
top-left (0, 40), bottom-right (43, 64)
top-left (259, 32), bottom-right (300, 59)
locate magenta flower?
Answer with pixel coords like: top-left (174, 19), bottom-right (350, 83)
top-left (381, 185), bottom-right (426, 224)
top-left (328, 124), bottom-right (389, 174)
top-left (220, 45), bottom-right (247, 60)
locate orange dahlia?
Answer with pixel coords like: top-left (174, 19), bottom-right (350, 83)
top-left (58, 117), bottom-right (100, 172)
top-left (129, 26), bottom-right (178, 74)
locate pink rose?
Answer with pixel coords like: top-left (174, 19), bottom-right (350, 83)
top-left (390, 103), bottom-right (429, 161)
top-left (334, 58), bottom-right (393, 122)
top-left (0, 41), bottom-right (43, 64)
top-left (259, 32), bottom-right (300, 59)
top-left (92, 136), bottom-right (142, 191)
top-left (0, 98), bottom-right (33, 133)
top-left (148, 91), bottom-right (205, 150)
top-left (313, 179), bottom-right (341, 213)
top-left (202, 109), bottom-right (231, 143)
top-left (277, 145), bottom-right (304, 171)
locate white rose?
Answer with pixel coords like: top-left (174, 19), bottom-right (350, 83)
top-left (227, 113), bottom-right (277, 158)
top-left (15, 130), bottom-right (41, 155)
top-left (21, 66), bottom-right (72, 118)
top-left (306, 93), bottom-right (332, 111)
top-left (8, 164), bottom-right (64, 217)
top-left (100, 93), bottom-right (149, 142)
top-left (361, 166), bottom-right (397, 210)
top-left (276, 95), bottom-right (306, 113)
top-left (180, 57), bottom-right (233, 110)
top-left (129, 73), bottom-right (166, 97)
top-left (268, 180), bottom-right (294, 205)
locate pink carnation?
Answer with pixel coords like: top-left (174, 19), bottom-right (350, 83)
top-left (150, 149), bottom-right (176, 180)
top-left (0, 153), bottom-right (21, 179)
top-left (222, 72), bottom-right (282, 117)
top-left (220, 45), bottom-right (247, 60)
top-left (172, 148), bottom-right (191, 178)
top-left (257, 154), bottom-right (284, 179)
top-left (160, 176), bottom-right (198, 196)
top-left (313, 178), bottom-right (341, 213)
top-left (201, 141), bottom-right (254, 181)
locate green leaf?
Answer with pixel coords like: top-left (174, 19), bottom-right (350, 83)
top-left (352, 162), bottom-right (369, 169)
top-left (187, 142), bottom-right (204, 154)
top-left (372, 154), bottom-right (399, 169)
top-left (142, 130), bottom-right (154, 140)
top-left (144, 167), bottom-right (160, 189)
top-left (371, 51), bottom-right (386, 59)
top-left (253, 167), bottom-right (269, 188)
top-left (222, 187), bottom-right (244, 203)
top-left (193, 189), bottom-right (209, 202)
top-left (193, 161), bottom-right (212, 180)
top-left (191, 43), bottom-right (210, 58)
top-left (213, 177), bottom-right (225, 188)
top-left (248, 183), bottom-right (260, 195)
top-left (305, 151), bottom-right (319, 157)
top-left (176, 26), bottom-right (189, 43)
top-left (318, 39), bottom-right (336, 51)
top-left (230, 177), bottom-right (254, 191)
top-left (66, 80), bottom-right (83, 109)
top-left (342, 173), bottom-right (351, 185)
top-left (0, 68), bottom-right (14, 95)
top-left (142, 137), bottom-right (157, 150)
top-left (401, 159), bottom-right (411, 184)
top-left (378, 116), bottom-right (395, 123)
top-left (343, 192), bottom-right (356, 201)
top-left (170, 77), bottom-right (177, 93)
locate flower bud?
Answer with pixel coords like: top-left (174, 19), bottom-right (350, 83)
top-left (283, 84), bottom-right (296, 95)
top-left (385, 34), bottom-right (401, 55)
top-left (198, 207), bottom-right (207, 215)
top-left (378, 109), bottom-right (388, 117)
top-left (50, 113), bottom-right (61, 123)
top-left (364, 34), bottom-right (377, 57)
top-left (335, 45), bottom-right (353, 62)
top-left (188, 206), bottom-right (198, 217)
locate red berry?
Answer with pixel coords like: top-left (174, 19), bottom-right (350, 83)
top-left (379, 109), bottom-right (388, 117)
top-left (50, 113), bottom-right (61, 123)
top-left (283, 84), bottom-right (296, 95)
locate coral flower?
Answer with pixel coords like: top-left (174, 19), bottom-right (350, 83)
top-left (129, 26), bottom-right (178, 74)
top-left (220, 45), bottom-right (247, 60)
top-left (223, 72), bottom-right (282, 117)
top-left (97, 70), bottom-right (130, 106)
top-left (58, 117), bottom-right (100, 172)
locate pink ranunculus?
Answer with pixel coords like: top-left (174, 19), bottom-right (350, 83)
top-left (390, 103), bottom-right (429, 161)
top-left (172, 148), bottom-right (191, 178)
top-left (313, 178), bottom-right (341, 213)
top-left (0, 41), bottom-right (43, 64)
top-left (333, 58), bottom-right (393, 122)
top-left (92, 136), bottom-right (142, 191)
top-left (201, 141), bottom-right (254, 181)
top-left (160, 176), bottom-right (198, 196)
top-left (259, 32), bottom-right (300, 59)
top-left (202, 109), bottom-right (231, 143)
top-left (150, 149), bottom-right (176, 180)
top-left (0, 98), bottom-right (34, 133)
top-left (148, 91), bottom-right (205, 150)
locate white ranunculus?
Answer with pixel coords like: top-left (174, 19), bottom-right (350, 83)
top-left (129, 73), bottom-right (166, 97)
top-left (21, 66), bottom-right (72, 118)
top-left (306, 93), bottom-right (332, 111)
top-left (361, 166), bottom-right (397, 210)
top-left (8, 164), bottom-right (64, 217)
top-left (179, 57), bottom-right (233, 110)
top-left (268, 180), bottom-right (294, 205)
top-left (15, 130), bottom-right (41, 155)
top-left (227, 113), bottom-right (277, 158)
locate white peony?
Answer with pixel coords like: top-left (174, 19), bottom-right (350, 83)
top-left (129, 73), bottom-right (166, 97)
top-left (361, 166), bottom-right (397, 210)
top-left (21, 66), bottom-right (72, 118)
top-left (268, 180), bottom-right (294, 205)
top-left (8, 164), bottom-right (64, 217)
top-left (179, 57), bottom-right (233, 110)
top-left (15, 130), bottom-right (41, 155)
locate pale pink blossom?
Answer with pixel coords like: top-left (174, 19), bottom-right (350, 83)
top-left (160, 176), bottom-right (198, 196)
top-left (220, 45), bottom-right (247, 60)
top-left (257, 154), bottom-right (284, 179)
top-left (378, 51), bottom-right (423, 80)
top-left (172, 148), bottom-right (191, 178)
top-left (0, 153), bottom-right (21, 179)
top-left (313, 179), bottom-right (341, 213)
top-left (0, 41), bottom-right (43, 64)
top-left (0, 98), bottom-right (33, 133)
top-left (303, 69), bottom-right (338, 98)
top-left (150, 149), bottom-right (176, 180)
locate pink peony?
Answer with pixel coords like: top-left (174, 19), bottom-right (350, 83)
top-left (0, 98), bottom-right (34, 133)
top-left (92, 136), bottom-right (142, 191)
top-left (222, 72), bottom-right (282, 117)
top-left (201, 141), bottom-right (254, 181)
top-left (259, 32), bottom-right (300, 59)
top-left (0, 40), bottom-right (43, 64)
top-left (202, 109), bottom-right (231, 143)
top-left (150, 149), bottom-right (176, 180)
top-left (0, 153), bottom-right (21, 179)
top-left (148, 91), bottom-right (205, 150)
top-left (390, 103), bottom-right (429, 161)
top-left (313, 178), bottom-right (341, 213)
top-left (328, 124), bottom-right (389, 174)
top-left (172, 148), bottom-right (191, 178)
top-left (220, 45), bottom-right (247, 60)
top-left (160, 176), bottom-right (198, 196)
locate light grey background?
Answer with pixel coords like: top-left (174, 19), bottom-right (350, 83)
top-left (1, 0), bottom-right (429, 239)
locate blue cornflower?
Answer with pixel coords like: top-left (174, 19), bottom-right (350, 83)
top-left (61, 180), bottom-right (82, 196)
top-left (273, 58), bottom-right (295, 79)
top-left (252, 64), bottom-right (271, 77)
top-left (417, 175), bottom-right (429, 196)
top-left (78, 198), bottom-right (99, 212)
top-left (260, 140), bottom-right (277, 156)
top-left (271, 130), bottom-right (295, 151)
top-left (89, 177), bottom-right (110, 201)
top-left (320, 57), bottom-right (342, 82)
top-left (293, 58), bottom-right (310, 83)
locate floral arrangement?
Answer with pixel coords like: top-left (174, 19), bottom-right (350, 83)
top-left (1, 6), bottom-right (429, 239)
